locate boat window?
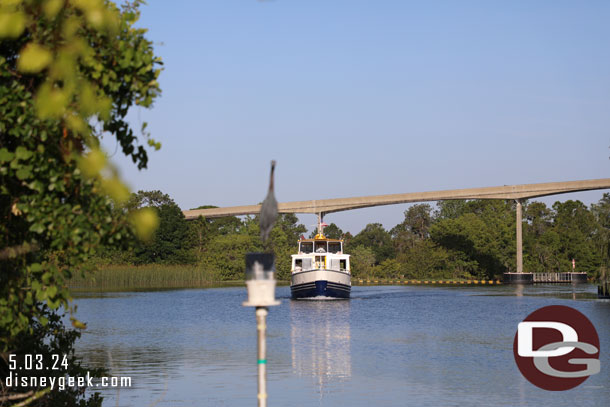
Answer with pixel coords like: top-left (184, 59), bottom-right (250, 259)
top-left (315, 241), bottom-right (327, 253)
top-left (315, 256), bottom-right (325, 269)
top-left (295, 259), bottom-right (302, 270)
top-left (328, 242), bottom-right (341, 253)
top-left (300, 242), bottom-right (313, 253)
top-left (340, 259), bottom-right (346, 271)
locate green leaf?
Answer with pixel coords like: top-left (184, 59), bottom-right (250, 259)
top-left (16, 166), bottom-right (32, 180)
top-left (36, 288), bottom-right (47, 301)
top-left (34, 83), bottom-right (68, 119)
top-left (27, 180), bottom-right (44, 193)
top-left (29, 223), bottom-right (45, 234)
top-left (18, 43), bottom-right (53, 73)
top-left (47, 299), bottom-right (59, 309)
top-left (46, 285), bottom-right (57, 298)
top-left (0, 12), bottom-right (25, 39)
top-left (0, 148), bottom-right (14, 162)
top-left (42, 272), bottom-right (51, 285)
top-left (15, 146), bottom-right (33, 160)
top-left (78, 148), bottom-right (106, 178)
top-left (43, 0), bottom-right (64, 19)
top-left (32, 280), bottom-right (41, 292)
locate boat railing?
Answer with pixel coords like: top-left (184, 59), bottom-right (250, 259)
top-left (292, 265), bottom-right (350, 273)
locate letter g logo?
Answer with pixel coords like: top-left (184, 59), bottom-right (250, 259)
top-left (513, 305), bottom-right (600, 391)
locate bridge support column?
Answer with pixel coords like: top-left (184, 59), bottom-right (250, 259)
top-left (504, 199), bottom-right (533, 284)
top-left (516, 199), bottom-right (523, 273)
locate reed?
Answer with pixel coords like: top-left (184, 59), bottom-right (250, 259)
top-left (68, 264), bottom-right (225, 290)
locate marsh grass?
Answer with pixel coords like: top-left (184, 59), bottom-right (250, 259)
top-left (68, 264), bottom-right (223, 290)
top-left (69, 264), bottom-right (290, 291)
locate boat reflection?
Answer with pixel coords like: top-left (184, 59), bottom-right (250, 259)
top-left (290, 299), bottom-right (351, 395)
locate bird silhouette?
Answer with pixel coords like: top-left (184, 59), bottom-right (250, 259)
top-left (259, 160), bottom-right (278, 243)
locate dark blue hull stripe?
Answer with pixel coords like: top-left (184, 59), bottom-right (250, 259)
top-left (291, 280), bottom-right (351, 299)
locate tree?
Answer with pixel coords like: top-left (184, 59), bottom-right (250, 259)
top-left (430, 200), bottom-right (515, 279)
top-left (309, 222), bottom-right (343, 239)
top-left (188, 205), bottom-right (244, 256)
top-left (524, 201), bottom-right (553, 237)
top-left (434, 200), bottom-right (469, 220)
top-left (193, 205), bottom-right (243, 236)
top-left (523, 201), bottom-right (561, 273)
top-left (592, 193), bottom-right (610, 278)
top-left (373, 258), bottom-right (401, 279)
top-left (391, 204), bottom-right (433, 253)
top-left (201, 234), bottom-right (258, 280)
top-left (127, 190), bottom-right (175, 209)
top-left (195, 213), bottom-right (307, 281)
top-left (551, 200), bottom-right (600, 274)
top-left (392, 204), bottom-right (432, 240)
top-left (349, 245), bottom-right (376, 279)
top-left (397, 239), bottom-right (452, 279)
top-left (130, 191), bottom-right (195, 264)
top-left (273, 213), bottom-right (307, 244)
top-left (0, 1), bottom-right (161, 404)
top-left (348, 223), bottom-right (394, 264)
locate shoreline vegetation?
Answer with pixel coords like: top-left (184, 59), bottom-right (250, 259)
top-left (68, 264), bottom-right (231, 290)
top-left (85, 190), bottom-right (610, 291)
top-left (67, 265), bottom-right (593, 292)
top-left (65, 264), bottom-right (496, 291)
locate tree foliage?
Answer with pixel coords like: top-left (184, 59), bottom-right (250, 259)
top-left (349, 245), bottom-right (375, 279)
top-left (94, 195), bottom-right (608, 284)
top-left (128, 191), bottom-right (195, 264)
top-left (392, 204), bottom-right (433, 240)
top-left (430, 200), bottom-right (515, 279)
top-left (348, 223), bottom-right (394, 264)
top-left (1, 0), bottom-right (162, 404)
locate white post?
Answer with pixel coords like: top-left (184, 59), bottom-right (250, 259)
top-left (256, 307), bottom-right (268, 407)
top-left (244, 253), bottom-right (279, 405)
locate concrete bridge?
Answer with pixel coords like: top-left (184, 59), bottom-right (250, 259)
top-left (183, 178), bottom-right (610, 281)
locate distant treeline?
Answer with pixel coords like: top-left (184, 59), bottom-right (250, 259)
top-left (93, 190), bottom-right (610, 282)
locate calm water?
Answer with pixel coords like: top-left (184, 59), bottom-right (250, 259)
top-left (73, 284), bottom-right (610, 406)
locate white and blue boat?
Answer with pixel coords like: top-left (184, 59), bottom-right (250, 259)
top-left (290, 221), bottom-right (351, 299)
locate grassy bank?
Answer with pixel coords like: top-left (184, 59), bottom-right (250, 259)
top-left (68, 264), bottom-right (224, 290)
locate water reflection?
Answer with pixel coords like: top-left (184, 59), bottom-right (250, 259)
top-left (514, 284), bottom-right (524, 297)
top-left (78, 345), bottom-right (175, 384)
top-left (290, 299), bottom-right (351, 397)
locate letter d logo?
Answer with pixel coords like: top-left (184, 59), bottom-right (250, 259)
top-left (517, 322), bottom-right (577, 357)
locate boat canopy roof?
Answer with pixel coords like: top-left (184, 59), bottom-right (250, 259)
top-left (299, 237), bottom-right (343, 243)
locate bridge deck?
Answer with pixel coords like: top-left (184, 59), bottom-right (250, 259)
top-left (183, 178), bottom-right (610, 219)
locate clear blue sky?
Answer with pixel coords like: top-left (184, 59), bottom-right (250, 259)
top-left (104, 0), bottom-right (610, 234)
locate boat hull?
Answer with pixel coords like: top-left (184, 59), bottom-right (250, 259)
top-left (291, 269), bottom-right (351, 299)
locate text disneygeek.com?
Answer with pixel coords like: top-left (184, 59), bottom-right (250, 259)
top-left (4, 354), bottom-right (131, 391)
top-left (5, 372), bottom-right (132, 391)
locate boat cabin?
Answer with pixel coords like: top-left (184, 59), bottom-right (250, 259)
top-left (298, 239), bottom-right (343, 254)
top-left (292, 236), bottom-right (350, 274)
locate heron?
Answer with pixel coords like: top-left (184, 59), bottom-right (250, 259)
top-left (259, 160), bottom-right (278, 243)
